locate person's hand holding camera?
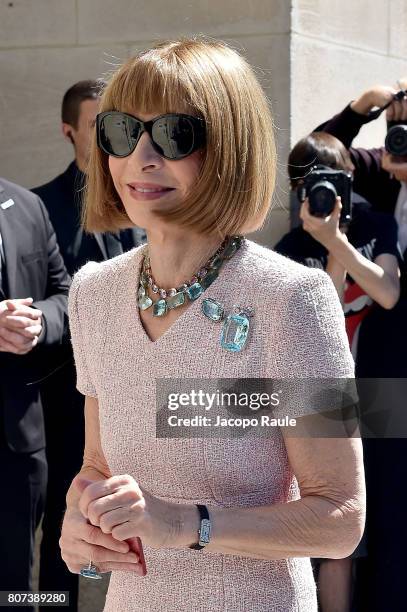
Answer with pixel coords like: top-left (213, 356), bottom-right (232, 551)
top-left (300, 197), bottom-right (347, 250)
top-left (350, 85), bottom-right (398, 116)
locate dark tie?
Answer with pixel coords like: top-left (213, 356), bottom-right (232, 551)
top-left (103, 232), bottom-right (124, 259)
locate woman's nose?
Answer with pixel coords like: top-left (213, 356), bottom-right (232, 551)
top-left (127, 131), bottom-right (163, 171)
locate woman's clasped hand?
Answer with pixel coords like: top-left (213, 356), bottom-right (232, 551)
top-left (79, 473), bottom-right (192, 546)
top-left (60, 475), bottom-right (144, 575)
top-left (60, 473), bottom-right (194, 575)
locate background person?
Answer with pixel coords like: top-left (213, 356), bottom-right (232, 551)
top-left (275, 131), bottom-right (400, 612)
top-left (59, 38), bottom-right (365, 612)
top-left (33, 79), bottom-right (146, 276)
top-left (315, 81), bottom-right (407, 221)
top-left (32, 80), bottom-right (146, 610)
top-left (275, 132), bottom-right (400, 361)
top-left (314, 85), bottom-right (407, 611)
top-left (0, 177), bottom-right (70, 612)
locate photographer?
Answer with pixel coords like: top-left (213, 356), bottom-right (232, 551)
top-left (313, 84), bottom-right (407, 612)
top-left (275, 132), bottom-right (400, 612)
top-left (275, 132), bottom-right (400, 359)
top-left (314, 81), bottom-right (407, 256)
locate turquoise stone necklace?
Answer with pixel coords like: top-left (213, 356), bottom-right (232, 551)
top-left (138, 235), bottom-right (244, 317)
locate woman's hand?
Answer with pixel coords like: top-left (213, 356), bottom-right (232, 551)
top-left (60, 477), bottom-right (144, 575)
top-left (300, 197), bottom-right (347, 250)
top-left (77, 474), bottom-right (196, 549)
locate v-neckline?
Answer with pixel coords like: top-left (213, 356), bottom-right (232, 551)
top-left (130, 245), bottom-right (221, 347)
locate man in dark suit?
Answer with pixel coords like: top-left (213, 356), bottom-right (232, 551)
top-left (32, 80), bottom-right (145, 610)
top-left (0, 177), bottom-right (70, 610)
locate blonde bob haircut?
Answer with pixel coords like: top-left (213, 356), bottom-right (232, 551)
top-left (84, 37), bottom-right (276, 237)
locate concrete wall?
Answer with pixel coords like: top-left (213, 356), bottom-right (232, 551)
top-left (291, 0), bottom-right (407, 149)
top-left (0, 0), bottom-right (290, 247)
top-left (1, 2), bottom-right (407, 247)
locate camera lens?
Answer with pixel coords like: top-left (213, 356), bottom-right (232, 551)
top-left (385, 125), bottom-right (407, 157)
top-left (308, 180), bottom-right (337, 217)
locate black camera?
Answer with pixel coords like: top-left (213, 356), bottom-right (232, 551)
top-left (297, 165), bottom-right (352, 223)
top-left (385, 124), bottom-right (407, 157)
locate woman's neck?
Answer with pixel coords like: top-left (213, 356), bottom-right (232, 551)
top-left (145, 230), bottom-right (224, 289)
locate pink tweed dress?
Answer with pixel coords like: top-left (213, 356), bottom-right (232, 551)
top-left (68, 239), bottom-right (354, 612)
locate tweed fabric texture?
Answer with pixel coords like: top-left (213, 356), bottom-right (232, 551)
top-left (69, 239), bottom-right (354, 612)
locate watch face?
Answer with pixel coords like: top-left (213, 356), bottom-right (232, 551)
top-left (199, 518), bottom-right (211, 545)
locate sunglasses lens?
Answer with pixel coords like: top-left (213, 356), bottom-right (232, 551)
top-left (151, 116), bottom-right (196, 159)
top-left (99, 113), bottom-right (141, 157)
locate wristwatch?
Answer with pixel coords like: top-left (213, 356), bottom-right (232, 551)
top-left (189, 504), bottom-right (211, 550)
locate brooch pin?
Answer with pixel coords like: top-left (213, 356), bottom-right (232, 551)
top-left (202, 298), bottom-right (254, 352)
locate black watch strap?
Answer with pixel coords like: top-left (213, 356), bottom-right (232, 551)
top-left (189, 504), bottom-right (211, 550)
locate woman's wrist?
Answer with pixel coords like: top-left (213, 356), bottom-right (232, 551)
top-left (170, 503), bottom-right (201, 549)
top-left (326, 230), bottom-right (349, 255)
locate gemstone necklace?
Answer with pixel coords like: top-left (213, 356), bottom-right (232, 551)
top-left (138, 235), bottom-right (244, 317)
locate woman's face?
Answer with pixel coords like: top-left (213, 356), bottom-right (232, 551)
top-left (108, 111), bottom-right (202, 231)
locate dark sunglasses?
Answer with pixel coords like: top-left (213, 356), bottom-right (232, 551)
top-left (96, 111), bottom-right (206, 160)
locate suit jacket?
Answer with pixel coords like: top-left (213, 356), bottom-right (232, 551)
top-left (0, 178), bottom-right (71, 453)
top-left (315, 104), bottom-right (402, 215)
top-left (32, 161), bottom-right (146, 277)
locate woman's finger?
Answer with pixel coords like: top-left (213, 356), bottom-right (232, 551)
top-left (80, 518), bottom-right (132, 553)
top-left (87, 487), bottom-right (139, 527)
top-left (99, 507), bottom-right (136, 534)
top-left (112, 522), bottom-right (140, 542)
top-left (77, 541), bottom-right (139, 565)
top-left (78, 474), bottom-right (138, 518)
top-left (67, 561), bottom-right (144, 575)
top-left (97, 561), bottom-right (145, 575)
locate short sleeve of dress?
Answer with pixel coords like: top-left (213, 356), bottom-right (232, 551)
top-left (68, 263), bottom-right (99, 398)
top-left (274, 269), bottom-right (355, 421)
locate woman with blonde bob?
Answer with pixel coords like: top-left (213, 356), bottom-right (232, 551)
top-left (60, 38), bottom-right (365, 611)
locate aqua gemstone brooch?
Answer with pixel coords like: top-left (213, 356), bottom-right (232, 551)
top-left (202, 299), bottom-right (254, 352)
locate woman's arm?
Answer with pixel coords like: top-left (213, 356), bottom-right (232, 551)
top-left (65, 396), bottom-right (112, 511)
top-left (327, 241), bottom-right (400, 309)
top-left (203, 435), bottom-right (365, 560)
top-left (325, 253), bottom-right (346, 304)
top-left (77, 434), bottom-right (365, 561)
top-left (60, 396), bottom-right (143, 575)
top-left (300, 199), bottom-right (400, 309)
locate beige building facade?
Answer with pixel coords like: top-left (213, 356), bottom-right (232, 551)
top-left (0, 1), bottom-right (406, 245)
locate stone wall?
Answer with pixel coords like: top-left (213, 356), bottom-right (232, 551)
top-left (0, 0), bottom-right (290, 246)
top-left (2, 2), bottom-right (403, 245)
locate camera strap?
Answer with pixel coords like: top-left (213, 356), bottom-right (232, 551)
top-left (365, 89), bottom-right (407, 122)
